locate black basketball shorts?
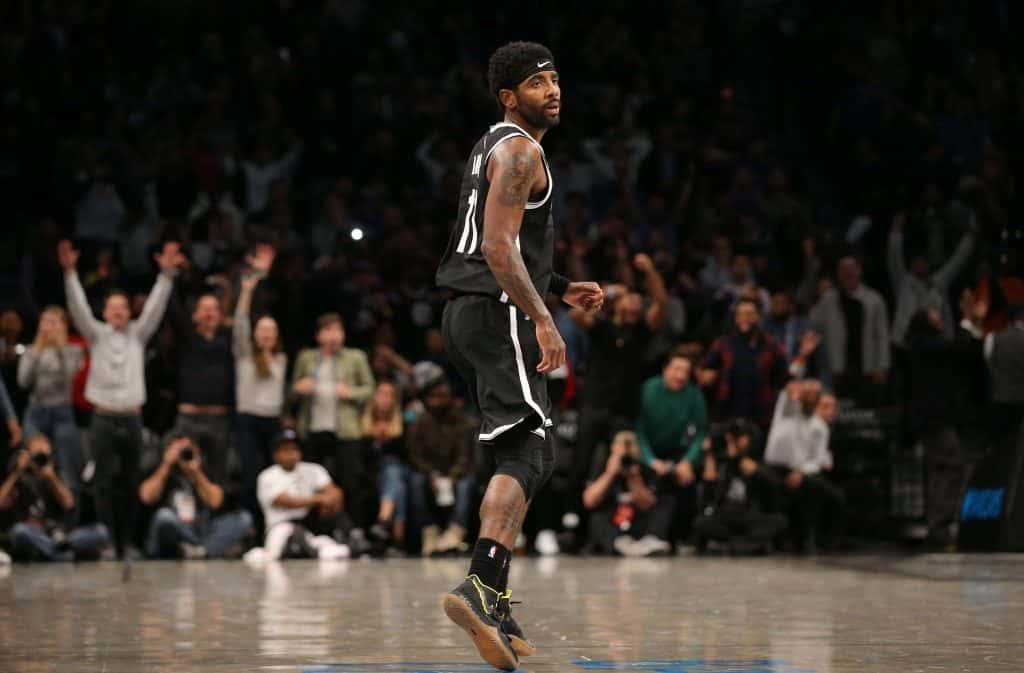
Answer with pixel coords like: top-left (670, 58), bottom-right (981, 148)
top-left (442, 294), bottom-right (553, 442)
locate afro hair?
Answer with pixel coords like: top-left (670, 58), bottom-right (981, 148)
top-left (488, 41), bottom-right (554, 103)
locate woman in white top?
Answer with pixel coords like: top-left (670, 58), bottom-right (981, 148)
top-left (18, 306), bottom-right (84, 504)
top-left (233, 245), bottom-right (287, 528)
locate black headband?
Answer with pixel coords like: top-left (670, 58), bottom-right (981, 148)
top-left (498, 58), bottom-right (556, 95)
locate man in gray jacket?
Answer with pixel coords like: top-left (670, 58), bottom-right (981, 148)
top-left (888, 211), bottom-right (975, 347)
top-left (60, 239), bottom-right (184, 558)
top-left (811, 255), bottom-right (890, 405)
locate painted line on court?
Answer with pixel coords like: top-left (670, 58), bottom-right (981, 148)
top-left (571, 660), bottom-right (816, 673)
top-left (302, 661), bottom-right (816, 673)
top-left (302, 664), bottom-right (511, 673)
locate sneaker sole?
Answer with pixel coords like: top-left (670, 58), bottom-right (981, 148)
top-left (508, 634), bottom-right (536, 657)
top-left (441, 593), bottom-right (519, 671)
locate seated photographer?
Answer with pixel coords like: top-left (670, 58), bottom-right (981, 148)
top-left (693, 420), bottom-right (787, 553)
top-left (256, 429), bottom-right (348, 560)
top-left (764, 380), bottom-right (845, 552)
top-left (406, 380), bottom-right (476, 556)
top-left (582, 431), bottom-right (673, 557)
top-left (0, 434), bottom-right (110, 561)
top-left (139, 434), bottom-right (253, 560)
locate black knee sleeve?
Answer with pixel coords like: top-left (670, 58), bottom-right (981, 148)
top-left (490, 425), bottom-right (553, 501)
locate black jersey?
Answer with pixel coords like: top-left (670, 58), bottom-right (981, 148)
top-left (435, 122), bottom-right (555, 302)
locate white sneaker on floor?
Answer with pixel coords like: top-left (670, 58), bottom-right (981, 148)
top-left (317, 543), bottom-right (351, 561)
top-left (243, 547), bottom-right (268, 564)
top-left (421, 525), bottom-right (440, 557)
top-left (180, 543), bottom-right (207, 560)
top-left (637, 535), bottom-right (671, 556)
top-left (436, 524), bottom-right (466, 553)
top-left (614, 535), bottom-right (646, 557)
top-left (535, 529), bottom-right (560, 556)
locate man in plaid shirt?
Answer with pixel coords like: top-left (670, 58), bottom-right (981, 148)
top-left (698, 298), bottom-right (790, 429)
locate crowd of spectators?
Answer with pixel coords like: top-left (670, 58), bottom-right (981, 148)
top-left (1, 2), bottom-right (1023, 562)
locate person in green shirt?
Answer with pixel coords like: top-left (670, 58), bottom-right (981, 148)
top-left (636, 353), bottom-right (709, 488)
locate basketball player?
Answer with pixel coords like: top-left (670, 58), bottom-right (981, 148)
top-left (436, 42), bottom-right (604, 671)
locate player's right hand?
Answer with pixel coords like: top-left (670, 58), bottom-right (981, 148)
top-left (535, 319), bottom-right (566, 373)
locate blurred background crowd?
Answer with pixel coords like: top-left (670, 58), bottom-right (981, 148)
top-left (0, 0), bottom-right (1022, 563)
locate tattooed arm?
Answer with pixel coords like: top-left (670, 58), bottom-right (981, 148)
top-left (482, 137), bottom-right (549, 322)
top-left (481, 136), bottom-right (565, 372)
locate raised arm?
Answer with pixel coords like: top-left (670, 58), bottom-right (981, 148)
top-left (136, 275), bottom-right (174, 342)
top-left (934, 226), bottom-right (976, 289)
top-left (481, 136), bottom-right (565, 372)
top-left (233, 245), bottom-right (275, 359)
top-left (59, 241), bottom-right (101, 342)
top-left (634, 253), bottom-right (668, 331)
top-left (270, 139), bottom-right (303, 180)
top-left (232, 282), bottom-right (253, 359)
top-left (136, 241), bottom-right (186, 342)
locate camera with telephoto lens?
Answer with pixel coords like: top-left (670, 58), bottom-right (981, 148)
top-left (708, 433), bottom-right (731, 462)
top-left (31, 452), bottom-right (49, 468)
top-left (613, 430), bottom-right (641, 473)
top-left (179, 446), bottom-right (195, 462)
top-left (708, 418), bottom-right (754, 463)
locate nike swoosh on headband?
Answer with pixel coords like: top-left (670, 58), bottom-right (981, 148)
top-left (537, 61), bottom-right (551, 67)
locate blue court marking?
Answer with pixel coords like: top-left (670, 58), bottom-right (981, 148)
top-left (961, 488), bottom-right (1004, 521)
top-left (572, 661), bottom-right (815, 673)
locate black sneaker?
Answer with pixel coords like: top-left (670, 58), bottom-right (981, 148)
top-left (441, 575), bottom-right (519, 671)
top-left (368, 522), bottom-right (392, 558)
top-left (495, 590), bottom-right (535, 657)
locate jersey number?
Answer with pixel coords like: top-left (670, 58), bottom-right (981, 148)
top-left (456, 187), bottom-right (479, 255)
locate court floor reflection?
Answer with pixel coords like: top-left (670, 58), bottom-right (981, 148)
top-left (0, 555), bottom-right (1022, 672)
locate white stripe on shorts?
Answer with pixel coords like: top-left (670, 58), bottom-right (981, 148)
top-left (508, 305), bottom-right (547, 439)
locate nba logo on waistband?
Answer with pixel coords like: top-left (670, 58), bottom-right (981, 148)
top-left (488, 545), bottom-right (498, 559)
